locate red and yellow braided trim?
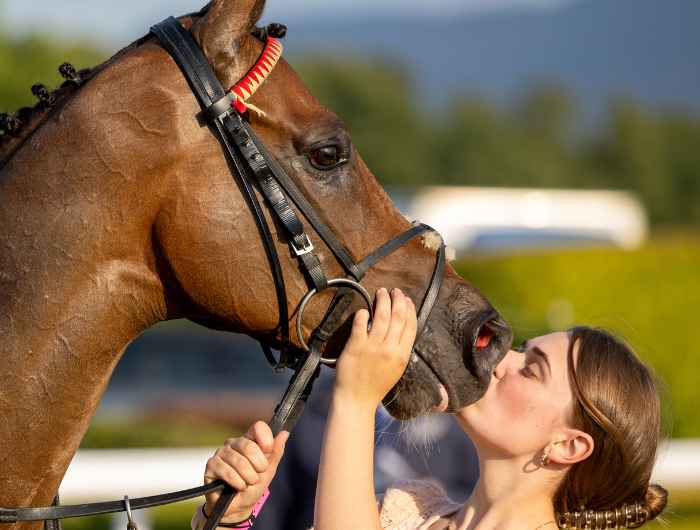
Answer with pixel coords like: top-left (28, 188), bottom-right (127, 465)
top-left (228, 37), bottom-right (283, 115)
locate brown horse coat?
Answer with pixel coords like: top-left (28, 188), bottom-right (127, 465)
top-left (0, 1), bottom-right (511, 524)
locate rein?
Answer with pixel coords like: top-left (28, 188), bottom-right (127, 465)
top-left (0, 17), bottom-right (447, 530)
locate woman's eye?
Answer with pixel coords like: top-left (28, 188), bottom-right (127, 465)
top-left (521, 364), bottom-right (538, 379)
top-left (308, 145), bottom-right (345, 170)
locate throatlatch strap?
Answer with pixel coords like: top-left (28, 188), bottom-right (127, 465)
top-left (152, 16), bottom-right (336, 529)
top-left (152, 17), bottom-right (299, 367)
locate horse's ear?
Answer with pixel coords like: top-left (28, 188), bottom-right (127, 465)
top-left (192, 0), bottom-right (266, 84)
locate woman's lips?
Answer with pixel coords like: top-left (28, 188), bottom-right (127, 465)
top-left (431, 383), bottom-right (449, 413)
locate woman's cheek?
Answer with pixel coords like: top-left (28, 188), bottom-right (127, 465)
top-left (498, 379), bottom-right (537, 420)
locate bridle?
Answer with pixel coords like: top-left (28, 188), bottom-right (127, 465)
top-left (0, 16), bottom-right (446, 530)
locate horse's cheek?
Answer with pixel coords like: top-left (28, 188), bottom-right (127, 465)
top-left (153, 183), bottom-right (277, 329)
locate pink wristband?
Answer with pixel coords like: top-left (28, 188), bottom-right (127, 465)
top-left (235, 488), bottom-right (269, 529)
top-left (200, 488), bottom-right (270, 529)
top-left (252, 487), bottom-right (270, 517)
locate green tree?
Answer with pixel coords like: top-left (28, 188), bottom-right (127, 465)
top-left (662, 115), bottom-right (700, 225)
top-left (585, 98), bottom-right (700, 226)
top-left (435, 84), bottom-right (579, 189)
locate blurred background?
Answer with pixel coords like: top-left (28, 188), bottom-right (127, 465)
top-left (1, 0), bottom-right (698, 528)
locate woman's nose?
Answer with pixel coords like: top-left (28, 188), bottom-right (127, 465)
top-left (493, 349), bottom-right (518, 380)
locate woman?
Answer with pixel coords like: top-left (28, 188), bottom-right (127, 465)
top-left (192, 288), bottom-right (668, 529)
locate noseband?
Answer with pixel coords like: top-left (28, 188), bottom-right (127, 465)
top-left (0, 16), bottom-right (446, 530)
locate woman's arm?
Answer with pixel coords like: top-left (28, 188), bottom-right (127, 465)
top-left (313, 288), bottom-right (417, 530)
top-left (314, 394), bottom-right (380, 530)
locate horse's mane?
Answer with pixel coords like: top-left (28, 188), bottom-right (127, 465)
top-left (0, 7), bottom-right (213, 170)
top-left (0, 0), bottom-right (272, 171)
top-left (0, 37), bottom-right (144, 170)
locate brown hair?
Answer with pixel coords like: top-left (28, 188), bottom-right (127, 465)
top-left (553, 326), bottom-right (668, 528)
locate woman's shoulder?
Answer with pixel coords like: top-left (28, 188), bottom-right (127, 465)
top-left (378, 478), bottom-right (462, 530)
top-left (306, 479), bottom-right (462, 530)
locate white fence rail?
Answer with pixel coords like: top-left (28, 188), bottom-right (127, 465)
top-left (59, 439), bottom-right (700, 504)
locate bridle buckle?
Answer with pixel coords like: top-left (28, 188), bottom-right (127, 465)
top-left (205, 92), bottom-right (237, 124)
top-left (291, 234), bottom-right (314, 256)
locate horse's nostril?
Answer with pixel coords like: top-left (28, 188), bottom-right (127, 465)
top-left (475, 325), bottom-right (494, 350)
top-left (469, 315), bottom-right (512, 381)
top-left (473, 317), bottom-right (502, 351)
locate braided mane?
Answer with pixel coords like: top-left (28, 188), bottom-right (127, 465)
top-left (0, 1), bottom-right (272, 171)
top-left (0, 7), bottom-right (215, 170)
top-left (1, 68), bottom-right (92, 169)
top-left (0, 34), bottom-right (154, 170)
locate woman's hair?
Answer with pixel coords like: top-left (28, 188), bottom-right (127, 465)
top-left (553, 326), bottom-right (668, 529)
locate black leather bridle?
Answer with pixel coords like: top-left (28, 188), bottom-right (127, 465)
top-left (0, 17), bottom-right (446, 530)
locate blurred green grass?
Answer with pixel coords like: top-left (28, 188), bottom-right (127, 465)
top-left (454, 231), bottom-right (700, 438)
top-left (80, 420), bottom-right (239, 449)
top-left (61, 500), bottom-right (199, 530)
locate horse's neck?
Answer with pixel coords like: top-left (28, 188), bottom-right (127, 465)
top-left (0, 106), bottom-right (168, 508)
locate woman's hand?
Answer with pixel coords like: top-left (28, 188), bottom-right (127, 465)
top-left (334, 287), bottom-right (417, 410)
top-left (203, 421), bottom-right (289, 523)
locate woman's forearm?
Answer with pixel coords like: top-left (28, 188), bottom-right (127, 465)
top-left (313, 393), bottom-right (382, 530)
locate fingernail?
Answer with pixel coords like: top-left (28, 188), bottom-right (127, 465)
top-left (395, 288), bottom-right (402, 296)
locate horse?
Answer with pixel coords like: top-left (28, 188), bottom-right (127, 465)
top-left (0, 0), bottom-right (512, 526)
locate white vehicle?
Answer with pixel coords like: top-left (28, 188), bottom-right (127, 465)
top-left (390, 186), bottom-right (648, 257)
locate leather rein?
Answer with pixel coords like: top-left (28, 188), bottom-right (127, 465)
top-left (0, 17), bottom-right (447, 530)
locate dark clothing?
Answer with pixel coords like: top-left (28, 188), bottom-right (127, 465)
top-left (255, 370), bottom-right (479, 530)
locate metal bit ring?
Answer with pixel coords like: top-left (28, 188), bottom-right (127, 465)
top-left (296, 278), bottom-right (374, 364)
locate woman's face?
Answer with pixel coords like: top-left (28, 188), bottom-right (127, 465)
top-left (455, 331), bottom-right (577, 458)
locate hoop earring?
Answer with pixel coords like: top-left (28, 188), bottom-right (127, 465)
top-left (540, 446), bottom-right (551, 467)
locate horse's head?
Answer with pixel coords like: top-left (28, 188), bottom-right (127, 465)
top-left (81, 0), bottom-right (512, 418)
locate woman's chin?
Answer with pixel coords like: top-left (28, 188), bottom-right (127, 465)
top-left (453, 401), bottom-right (481, 433)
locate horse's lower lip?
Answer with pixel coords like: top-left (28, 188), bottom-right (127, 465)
top-left (414, 351), bottom-right (450, 412)
top-left (431, 384), bottom-right (449, 413)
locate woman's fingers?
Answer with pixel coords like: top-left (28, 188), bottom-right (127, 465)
top-left (227, 437), bottom-right (269, 473)
top-left (384, 289), bottom-right (408, 347)
top-left (369, 287), bottom-right (391, 341)
top-left (202, 423), bottom-right (288, 521)
top-left (216, 446), bottom-right (261, 485)
top-left (400, 298), bottom-right (418, 352)
top-left (266, 431), bottom-right (289, 472)
top-left (244, 421), bottom-right (274, 455)
top-left (348, 308), bottom-right (370, 345)
top-left (205, 453), bottom-right (250, 491)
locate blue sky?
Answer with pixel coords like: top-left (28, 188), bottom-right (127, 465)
top-left (1, 0), bottom-right (573, 46)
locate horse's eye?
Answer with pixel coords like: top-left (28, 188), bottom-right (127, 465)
top-left (308, 145), bottom-right (344, 170)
